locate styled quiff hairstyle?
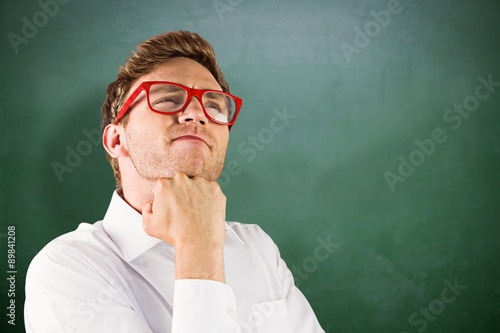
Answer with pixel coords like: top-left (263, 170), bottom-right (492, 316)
top-left (101, 31), bottom-right (230, 189)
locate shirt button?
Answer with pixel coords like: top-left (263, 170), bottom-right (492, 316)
top-left (228, 307), bottom-right (235, 318)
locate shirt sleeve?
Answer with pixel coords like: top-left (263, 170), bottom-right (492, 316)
top-left (25, 245), bottom-right (239, 333)
top-left (172, 279), bottom-right (238, 333)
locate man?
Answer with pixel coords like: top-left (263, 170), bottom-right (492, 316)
top-left (25, 31), bottom-right (324, 332)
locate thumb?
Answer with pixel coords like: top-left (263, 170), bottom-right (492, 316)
top-left (142, 202), bottom-right (153, 218)
top-left (141, 202), bottom-right (154, 235)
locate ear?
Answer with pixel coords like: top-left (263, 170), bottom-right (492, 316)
top-left (103, 124), bottom-right (129, 158)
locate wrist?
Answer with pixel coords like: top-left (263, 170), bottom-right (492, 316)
top-left (175, 245), bottom-right (225, 282)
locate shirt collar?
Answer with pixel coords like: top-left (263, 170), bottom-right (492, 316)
top-left (102, 190), bottom-right (162, 262)
top-left (102, 190), bottom-right (246, 262)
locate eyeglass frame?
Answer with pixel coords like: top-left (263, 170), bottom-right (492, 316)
top-left (114, 81), bottom-right (243, 129)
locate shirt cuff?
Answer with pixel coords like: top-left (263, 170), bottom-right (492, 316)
top-left (172, 279), bottom-right (238, 333)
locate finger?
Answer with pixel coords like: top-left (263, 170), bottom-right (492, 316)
top-left (172, 171), bottom-right (187, 181)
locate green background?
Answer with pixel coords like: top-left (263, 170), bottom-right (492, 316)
top-left (1, 0), bottom-right (499, 332)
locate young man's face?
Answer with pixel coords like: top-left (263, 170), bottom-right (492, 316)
top-left (121, 57), bottom-right (229, 181)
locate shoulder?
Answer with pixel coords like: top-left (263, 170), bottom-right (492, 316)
top-left (27, 221), bottom-right (119, 277)
top-left (225, 221), bottom-right (278, 252)
top-left (226, 221), bottom-right (271, 239)
top-left (35, 221), bottom-right (113, 254)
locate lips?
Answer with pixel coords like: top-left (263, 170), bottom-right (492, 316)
top-left (173, 134), bottom-right (210, 147)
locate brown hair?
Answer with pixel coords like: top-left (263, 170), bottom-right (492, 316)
top-left (101, 31), bottom-right (230, 188)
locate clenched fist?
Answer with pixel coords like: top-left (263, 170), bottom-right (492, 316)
top-left (142, 172), bottom-right (227, 282)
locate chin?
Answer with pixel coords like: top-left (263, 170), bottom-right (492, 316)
top-left (150, 154), bottom-right (223, 181)
top-left (162, 164), bottom-right (206, 179)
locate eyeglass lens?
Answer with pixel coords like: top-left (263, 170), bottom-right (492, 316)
top-left (148, 83), bottom-right (236, 123)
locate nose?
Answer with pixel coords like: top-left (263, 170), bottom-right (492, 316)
top-left (177, 96), bottom-right (208, 126)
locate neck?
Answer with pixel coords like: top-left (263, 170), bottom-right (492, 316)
top-left (120, 173), bottom-right (155, 213)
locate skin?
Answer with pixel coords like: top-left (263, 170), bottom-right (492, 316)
top-left (102, 57), bottom-right (229, 282)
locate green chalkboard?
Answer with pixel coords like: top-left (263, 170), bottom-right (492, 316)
top-left (1, 0), bottom-right (499, 332)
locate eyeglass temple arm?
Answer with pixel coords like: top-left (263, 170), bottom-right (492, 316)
top-left (114, 85), bottom-right (146, 124)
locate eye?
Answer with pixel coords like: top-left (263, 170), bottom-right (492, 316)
top-left (155, 95), bottom-right (182, 105)
top-left (204, 101), bottom-right (226, 114)
top-left (203, 93), bottom-right (231, 116)
top-left (151, 93), bottom-right (185, 111)
top-left (148, 84), bottom-right (187, 111)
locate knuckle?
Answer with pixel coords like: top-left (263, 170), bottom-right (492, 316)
top-left (174, 171), bottom-right (186, 179)
top-left (208, 180), bottom-right (219, 191)
top-left (213, 183), bottom-right (224, 196)
top-left (155, 178), bottom-right (167, 190)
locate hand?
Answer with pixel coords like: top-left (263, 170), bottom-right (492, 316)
top-left (142, 172), bottom-right (227, 281)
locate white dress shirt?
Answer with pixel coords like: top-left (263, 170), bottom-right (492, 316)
top-left (25, 191), bottom-right (324, 333)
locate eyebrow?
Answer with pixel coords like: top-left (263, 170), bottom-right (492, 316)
top-left (199, 87), bottom-right (223, 91)
top-left (204, 92), bottom-right (226, 98)
top-left (149, 84), bottom-right (181, 93)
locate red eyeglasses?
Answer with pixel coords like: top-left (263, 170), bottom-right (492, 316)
top-left (114, 81), bottom-right (242, 129)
